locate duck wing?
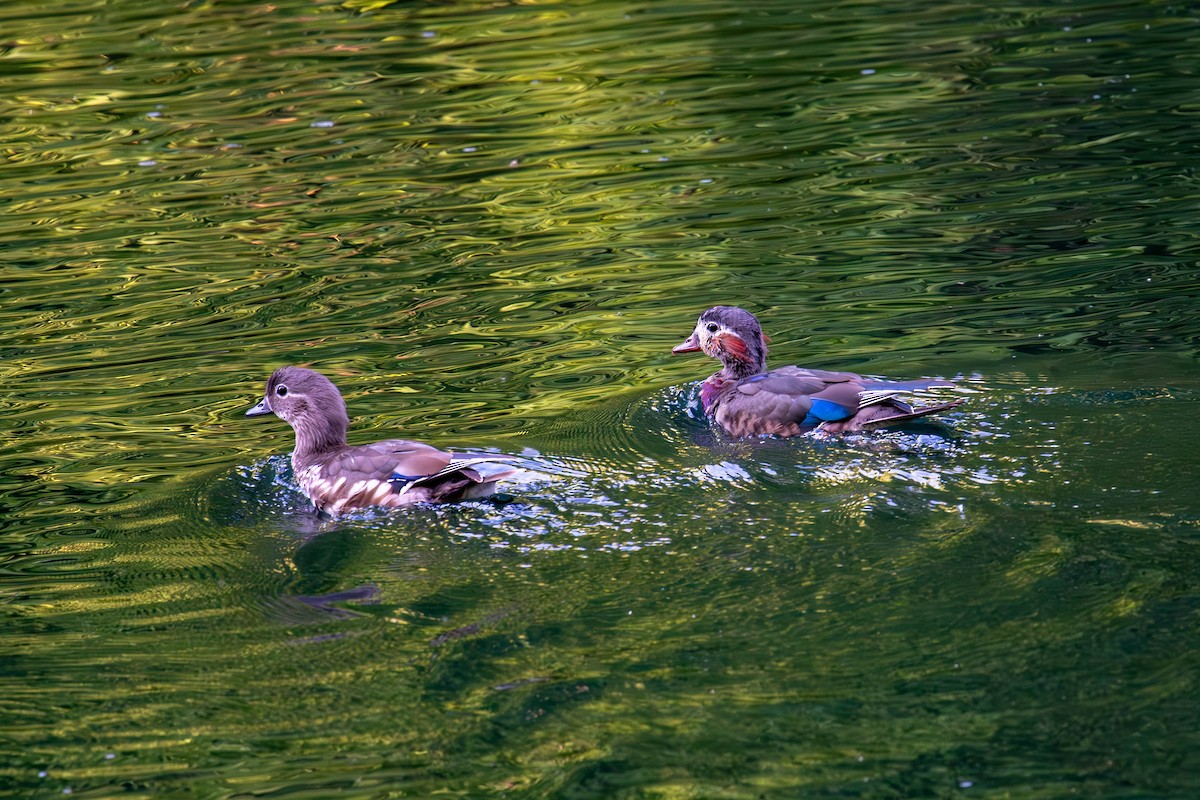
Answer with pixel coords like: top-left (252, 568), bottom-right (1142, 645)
top-left (819, 398), bottom-right (965, 432)
top-left (715, 367), bottom-right (866, 436)
top-left (716, 367), bottom-right (961, 437)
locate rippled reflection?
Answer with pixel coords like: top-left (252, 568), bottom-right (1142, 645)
top-left (3, 0), bottom-right (1200, 796)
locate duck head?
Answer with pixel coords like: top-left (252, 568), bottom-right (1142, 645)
top-left (672, 305), bottom-right (768, 379)
top-left (247, 366), bottom-right (350, 455)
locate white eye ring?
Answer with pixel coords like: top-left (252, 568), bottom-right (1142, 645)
top-left (706, 322), bottom-right (719, 333)
top-left (275, 385), bottom-right (289, 397)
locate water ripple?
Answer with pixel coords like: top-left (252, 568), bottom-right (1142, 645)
top-left (2, 0), bottom-right (1200, 795)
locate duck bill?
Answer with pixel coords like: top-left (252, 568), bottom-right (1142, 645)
top-left (672, 332), bottom-right (702, 354)
top-left (245, 396), bottom-right (274, 417)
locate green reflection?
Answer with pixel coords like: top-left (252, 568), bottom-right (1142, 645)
top-left (2, 0), bottom-right (1200, 797)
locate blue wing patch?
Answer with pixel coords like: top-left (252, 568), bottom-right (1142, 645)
top-left (801, 397), bottom-right (852, 427)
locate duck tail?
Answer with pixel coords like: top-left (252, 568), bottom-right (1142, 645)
top-left (859, 378), bottom-right (957, 393)
top-left (458, 459), bottom-right (525, 484)
top-left (859, 399), bottom-right (965, 429)
top-left (819, 398), bottom-right (964, 433)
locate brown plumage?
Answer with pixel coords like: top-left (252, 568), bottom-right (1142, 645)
top-left (673, 306), bottom-right (963, 437)
top-left (246, 366), bottom-right (520, 515)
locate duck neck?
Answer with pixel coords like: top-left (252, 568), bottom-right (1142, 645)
top-left (291, 415), bottom-right (348, 467)
top-left (717, 328), bottom-right (767, 380)
top-left (719, 354), bottom-right (764, 381)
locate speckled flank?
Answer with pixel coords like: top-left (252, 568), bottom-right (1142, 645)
top-left (299, 466), bottom-right (428, 514)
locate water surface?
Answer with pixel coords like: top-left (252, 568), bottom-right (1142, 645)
top-left (2, 0), bottom-right (1200, 797)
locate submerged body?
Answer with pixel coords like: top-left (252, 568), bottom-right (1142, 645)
top-left (246, 366), bottom-right (519, 515)
top-left (673, 306), bottom-right (962, 437)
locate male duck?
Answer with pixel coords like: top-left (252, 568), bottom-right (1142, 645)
top-left (246, 366), bottom-right (520, 515)
top-left (673, 306), bottom-right (963, 437)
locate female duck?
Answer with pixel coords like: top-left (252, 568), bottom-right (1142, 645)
top-left (247, 366), bottom-right (520, 515)
top-left (673, 306), bottom-right (962, 437)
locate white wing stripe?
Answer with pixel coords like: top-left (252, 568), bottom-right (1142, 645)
top-left (858, 390), bottom-right (902, 407)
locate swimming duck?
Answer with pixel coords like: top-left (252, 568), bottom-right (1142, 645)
top-left (672, 306), bottom-right (963, 437)
top-left (246, 366), bottom-right (520, 515)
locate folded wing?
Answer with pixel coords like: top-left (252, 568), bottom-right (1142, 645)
top-left (718, 366), bottom-right (960, 436)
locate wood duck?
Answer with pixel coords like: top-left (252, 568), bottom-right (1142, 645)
top-left (246, 366), bottom-right (520, 515)
top-left (672, 306), bottom-right (963, 437)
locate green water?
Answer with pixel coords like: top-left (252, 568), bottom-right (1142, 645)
top-left (3, 0), bottom-right (1200, 796)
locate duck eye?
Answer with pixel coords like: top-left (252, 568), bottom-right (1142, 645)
top-left (706, 322), bottom-right (719, 333)
top-left (275, 385), bottom-right (288, 397)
